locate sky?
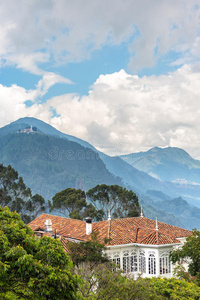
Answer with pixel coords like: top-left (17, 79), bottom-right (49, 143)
top-left (1, 0), bottom-right (200, 158)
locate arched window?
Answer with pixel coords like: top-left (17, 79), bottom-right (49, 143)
top-left (112, 252), bottom-right (120, 269)
top-left (123, 249), bottom-right (138, 273)
top-left (130, 250), bottom-right (138, 272)
top-left (159, 252), bottom-right (171, 275)
top-left (139, 250), bottom-right (146, 273)
top-left (123, 250), bottom-right (130, 273)
top-left (148, 251), bottom-right (156, 275)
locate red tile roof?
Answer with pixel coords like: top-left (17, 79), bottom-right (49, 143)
top-left (28, 214), bottom-right (192, 246)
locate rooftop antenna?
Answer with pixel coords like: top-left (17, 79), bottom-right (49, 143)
top-left (140, 205), bottom-right (144, 218)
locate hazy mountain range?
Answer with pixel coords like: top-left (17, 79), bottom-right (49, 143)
top-left (120, 147), bottom-right (200, 185)
top-left (1, 117), bottom-right (200, 230)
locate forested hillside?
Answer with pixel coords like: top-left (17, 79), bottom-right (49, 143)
top-left (0, 133), bottom-right (122, 200)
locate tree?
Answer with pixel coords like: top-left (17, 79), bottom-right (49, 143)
top-left (49, 185), bottom-right (140, 221)
top-left (86, 184), bottom-right (140, 220)
top-left (142, 277), bottom-right (200, 300)
top-left (68, 232), bottom-right (109, 269)
top-left (0, 164), bottom-right (45, 223)
top-left (49, 187), bottom-right (87, 218)
top-left (0, 206), bottom-right (80, 300)
top-left (49, 187), bottom-right (102, 221)
top-left (75, 263), bottom-right (145, 300)
top-left (170, 229), bottom-right (200, 285)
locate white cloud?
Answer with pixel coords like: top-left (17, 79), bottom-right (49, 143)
top-left (0, 0), bottom-right (200, 73)
top-left (43, 65), bottom-right (200, 158)
top-left (1, 65), bottom-right (200, 158)
top-left (36, 73), bottom-right (73, 96)
top-left (0, 71), bottom-right (72, 127)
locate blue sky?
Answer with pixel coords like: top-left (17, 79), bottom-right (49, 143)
top-left (1, 0), bottom-right (200, 157)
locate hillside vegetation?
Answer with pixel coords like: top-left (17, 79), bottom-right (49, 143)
top-left (0, 133), bottom-right (121, 200)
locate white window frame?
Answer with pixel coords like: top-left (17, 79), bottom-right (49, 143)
top-left (159, 251), bottom-right (171, 275)
top-left (139, 250), bottom-right (146, 273)
top-left (148, 251), bottom-right (156, 275)
top-left (122, 249), bottom-right (138, 273)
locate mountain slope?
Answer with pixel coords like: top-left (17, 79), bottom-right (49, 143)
top-left (0, 133), bottom-right (122, 200)
top-left (2, 117), bottom-right (96, 151)
top-left (120, 147), bottom-right (200, 184)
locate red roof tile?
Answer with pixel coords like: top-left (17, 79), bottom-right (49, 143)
top-left (28, 214), bottom-right (192, 246)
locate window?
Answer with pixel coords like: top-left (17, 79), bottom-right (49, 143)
top-left (139, 250), bottom-right (146, 273)
top-left (159, 252), bottom-right (171, 275)
top-left (123, 250), bottom-right (138, 273)
top-left (112, 252), bottom-right (120, 270)
top-left (131, 250), bottom-right (138, 272)
top-left (148, 251), bottom-right (156, 275)
top-left (123, 251), bottom-right (129, 272)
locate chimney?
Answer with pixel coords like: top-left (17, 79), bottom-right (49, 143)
top-left (45, 219), bottom-right (53, 232)
top-left (85, 217), bottom-right (92, 235)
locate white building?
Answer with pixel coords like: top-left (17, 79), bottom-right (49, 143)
top-left (28, 213), bottom-right (192, 278)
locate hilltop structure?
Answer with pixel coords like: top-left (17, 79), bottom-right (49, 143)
top-left (17, 125), bottom-right (37, 134)
top-left (29, 213), bottom-right (192, 279)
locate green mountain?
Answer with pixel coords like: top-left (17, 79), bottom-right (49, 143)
top-left (0, 133), bottom-right (122, 200)
top-left (120, 147), bottom-right (200, 184)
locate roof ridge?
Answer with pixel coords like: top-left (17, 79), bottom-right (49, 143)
top-left (139, 230), bottom-right (155, 244)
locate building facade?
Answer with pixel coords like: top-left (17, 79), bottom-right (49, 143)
top-left (28, 214), bottom-right (191, 278)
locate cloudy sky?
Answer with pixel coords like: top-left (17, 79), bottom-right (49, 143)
top-left (1, 0), bottom-right (200, 157)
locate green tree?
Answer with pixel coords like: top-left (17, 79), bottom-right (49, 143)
top-left (0, 206), bottom-right (80, 300)
top-left (75, 263), bottom-right (145, 300)
top-left (170, 229), bottom-right (200, 285)
top-left (86, 184), bottom-right (140, 220)
top-left (142, 277), bottom-right (200, 300)
top-left (0, 164), bottom-right (45, 223)
top-left (49, 187), bottom-right (102, 221)
top-left (77, 266), bottom-right (200, 300)
top-left (68, 232), bottom-right (109, 270)
top-left (49, 187), bottom-right (87, 218)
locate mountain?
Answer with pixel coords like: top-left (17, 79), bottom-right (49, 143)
top-left (119, 146), bottom-right (200, 184)
top-left (0, 132), bottom-right (122, 200)
top-left (1, 118), bottom-right (200, 229)
top-left (1, 117), bottom-right (96, 151)
top-left (143, 191), bottom-right (200, 229)
top-left (3, 118), bottom-right (177, 195)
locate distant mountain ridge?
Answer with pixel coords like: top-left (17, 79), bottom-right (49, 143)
top-left (120, 146), bottom-right (200, 184)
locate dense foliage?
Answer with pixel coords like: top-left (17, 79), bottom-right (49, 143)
top-left (68, 232), bottom-right (109, 269)
top-left (170, 229), bottom-right (200, 285)
top-left (0, 206), bottom-right (80, 300)
top-left (74, 263), bottom-right (200, 299)
top-left (49, 188), bottom-right (87, 218)
top-left (49, 184), bottom-right (141, 221)
top-left (86, 184), bottom-right (141, 219)
top-left (0, 164), bottom-right (45, 223)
